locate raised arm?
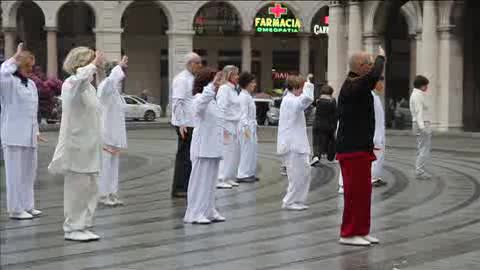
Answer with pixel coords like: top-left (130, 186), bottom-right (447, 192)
top-left (0, 43), bottom-right (23, 77)
top-left (193, 83), bottom-right (216, 117)
top-left (294, 82), bottom-right (314, 112)
top-left (65, 51), bottom-right (104, 94)
top-left (98, 65), bottom-right (126, 102)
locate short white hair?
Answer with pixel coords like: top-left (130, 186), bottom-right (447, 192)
top-left (184, 52), bottom-right (201, 67)
top-left (63, 47), bottom-right (95, 75)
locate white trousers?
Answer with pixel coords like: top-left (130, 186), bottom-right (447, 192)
top-left (371, 148), bottom-right (385, 179)
top-left (3, 146), bottom-right (37, 213)
top-left (237, 127), bottom-right (257, 179)
top-left (282, 152), bottom-right (311, 207)
top-left (218, 134), bottom-right (240, 182)
top-left (98, 150), bottom-right (120, 196)
top-left (64, 172), bottom-right (98, 233)
top-left (184, 158), bottom-right (222, 223)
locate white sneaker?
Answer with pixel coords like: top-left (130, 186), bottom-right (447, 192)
top-left (110, 194), bottom-right (125, 206)
top-left (227, 180), bottom-right (239, 187)
top-left (216, 182), bottom-right (233, 189)
top-left (193, 218), bottom-right (212, 225)
top-left (83, 230), bottom-right (101, 241)
top-left (310, 156), bottom-right (320, 167)
top-left (339, 236), bottom-right (371, 246)
top-left (27, 209), bottom-right (42, 217)
top-left (362, 235), bottom-right (379, 244)
top-left (338, 186), bottom-right (344, 194)
top-left (65, 231), bottom-right (91, 242)
top-left (99, 195), bottom-right (115, 206)
top-left (212, 214), bottom-right (226, 222)
top-left (282, 204), bottom-right (308, 211)
top-left (280, 166), bottom-right (287, 176)
top-left (9, 211), bottom-right (34, 220)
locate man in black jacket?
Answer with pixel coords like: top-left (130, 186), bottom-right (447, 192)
top-left (336, 46), bottom-right (385, 246)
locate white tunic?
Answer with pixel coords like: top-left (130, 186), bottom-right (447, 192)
top-left (237, 89), bottom-right (258, 178)
top-left (216, 82), bottom-right (241, 135)
top-left (171, 70), bottom-right (195, 127)
top-left (409, 88), bottom-right (431, 130)
top-left (48, 64), bottom-right (103, 175)
top-left (190, 83), bottom-right (224, 160)
top-left (372, 91), bottom-right (385, 147)
top-left (277, 88), bottom-right (314, 155)
top-left (0, 58), bottom-right (39, 148)
top-left (238, 89), bottom-right (257, 132)
top-left (97, 65), bottom-right (127, 149)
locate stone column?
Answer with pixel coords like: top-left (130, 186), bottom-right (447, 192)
top-left (437, 25), bottom-right (462, 131)
top-left (409, 33), bottom-right (417, 89)
top-left (166, 30), bottom-right (194, 116)
top-left (421, 0), bottom-right (439, 128)
top-left (45, 27), bottom-right (58, 78)
top-left (415, 31), bottom-right (422, 78)
top-left (299, 32), bottom-right (310, 76)
top-left (260, 33), bottom-right (273, 91)
top-left (241, 31), bottom-right (252, 72)
top-left (314, 37), bottom-right (327, 82)
top-left (94, 28), bottom-right (123, 61)
top-left (3, 28), bottom-right (16, 58)
top-left (327, 1), bottom-right (347, 96)
top-left (347, 0), bottom-right (362, 55)
top-left (363, 32), bottom-right (381, 55)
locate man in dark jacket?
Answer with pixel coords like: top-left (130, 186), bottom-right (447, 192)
top-left (336, 46), bottom-right (385, 246)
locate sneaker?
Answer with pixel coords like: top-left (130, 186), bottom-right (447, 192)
top-left (282, 203), bottom-right (308, 211)
top-left (415, 173), bottom-right (432, 180)
top-left (236, 176), bottom-right (256, 183)
top-left (211, 214), bottom-right (226, 223)
top-left (65, 231), bottom-right (91, 242)
top-left (9, 211), bottom-right (34, 220)
top-left (216, 182), bottom-right (233, 189)
top-left (362, 235), bottom-right (379, 244)
top-left (83, 230), bottom-right (101, 241)
top-left (339, 236), bottom-right (371, 246)
top-left (372, 178), bottom-right (387, 187)
top-left (192, 218), bottom-right (212, 225)
top-left (309, 156), bottom-right (320, 167)
top-left (338, 186), bottom-right (344, 194)
top-left (227, 180), bottom-right (240, 187)
top-left (27, 209), bottom-right (42, 217)
top-left (109, 193), bottom-right (125, 206)
top-left (280, 166), bottom-right (287, 176)
top-left (99, 195), bottom-right (115, 206)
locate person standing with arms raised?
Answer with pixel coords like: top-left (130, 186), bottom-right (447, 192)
top-left (171, 53), bottom-right (202, 198)
top-left (336, 46), bottom-right (385, 246)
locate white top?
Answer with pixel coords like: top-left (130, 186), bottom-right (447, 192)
top-left (277, 86), bottom-right (314, 155)
top-left (409, 88), bottom-right (431, 129)
top-left (217, 82), bottom-right (242, 135)
top-left (171, 69), bottom-right (195, 127)
top-left (97, 65), bottom-right (127, 149)
top-left (190, 83), bottom-right (224, 159)
top-left (0, 58), bottom-right (39, 148)
top-left (238, 89), bottom-right (257, 131)
top-left (371, 91), bottom-right (385, 147)
top-left (48, 63), bottom-right (103, 175)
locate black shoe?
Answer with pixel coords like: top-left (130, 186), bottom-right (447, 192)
top-left (172, 191), bottom-right (187, 198)
top-left (372, 179), bottom-right (387, 187)
top-left (236, 176), bottom-right (256, 183)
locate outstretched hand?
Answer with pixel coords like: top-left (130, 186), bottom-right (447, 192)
top-left (13, 43), bottom-right (24, 63)
top-left (378, 46), bottom-right (385, 57)
top-left (120, 55), bottom-right (128, 68)
top-left (93, 50), bottom-right (105, 67)
top-left (213, 71), bottom-right (223, 90)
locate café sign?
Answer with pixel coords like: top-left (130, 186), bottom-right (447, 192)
top-left (313, 16), bottom-right (329, 35)
top-left (254, 3), bottom-right (302, 33)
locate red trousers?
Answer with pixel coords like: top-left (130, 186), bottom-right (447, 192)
top-left (337, 151), bottom-right (376, 238)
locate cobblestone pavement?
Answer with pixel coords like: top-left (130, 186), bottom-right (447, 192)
top-left (1, 128), bottom-right (479, 270)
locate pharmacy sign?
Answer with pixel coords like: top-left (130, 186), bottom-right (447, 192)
top-left (254, 3), bottom-right (302, 33)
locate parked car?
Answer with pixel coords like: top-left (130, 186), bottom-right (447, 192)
top-left (393, 99), bottom-right (412, 129)
top-left (254, 98), bottom-right (274, 126)
top-left (46, 96), bottom-right (62, 124)
top-left (256, 97), bottom-right (315, 126)
top-left (122, 95), bottom-right (162, 121)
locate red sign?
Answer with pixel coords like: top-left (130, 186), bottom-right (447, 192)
top-left (268, 3), bottom-right (288, 19)
top-left (272, 71), bottom-right (290, 80)
top-left (324, 16), bottom-right (329, 25)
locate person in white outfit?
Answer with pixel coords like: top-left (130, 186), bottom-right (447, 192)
top-left (184, 68), bottom-right (226, 224)
top-left (409, 75), bottom-right (432, 180)
top-left (277, 75), bottom-right (314, 211)
top-left (236, 72), bottom-right (259, 183)
top-left (97, 56), bottom-right (129, 206)
top-left (0, 43), bottom-right (46, 220)
top-left (216, 65), bottom-right (241, 189)
top-left (371, 76), bottom-right (387, 187)
top-left (48, 47), bottom-right (105, 242)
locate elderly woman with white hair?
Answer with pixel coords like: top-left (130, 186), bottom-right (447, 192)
top-left (171, 52), bottom-right (202, 198)
top-left (48, 47), bottom-right (105, 242)
top-left (216, 65), bottom-right (242, 189)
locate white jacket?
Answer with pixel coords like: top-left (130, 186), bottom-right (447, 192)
top-left (171, 69), bottom-right (195, 127)
top-left (97, 65), bottom-right (127, 149)
top-left (277, 86), bottom-right (314, 155)
top-left (238, 89), bottom-right (257, 132)
top-left (409, 88), bottom-right (431, 129)
top-left (48, 63), bottom-right (103, 175)
top-left (0, 58), bottom-right (39, 148)
top-left (190, 83), bottom-right (224, 160)
top-left (372, 91), bottom-right (385, 147)
top-left (217, 82), bottom-right (241, 135)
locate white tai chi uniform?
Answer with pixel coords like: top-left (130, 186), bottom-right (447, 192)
top-left (372, 91), bottom-right (385, 180)
top-left (97, 65), bottom-right (127, 197)
top-left (237, 89), bottom-right (258, 180)
top-left (184, 83), bottom-right (224, 223)
top-left (217, 82), bottom-right (241, 184)
top-left (48, 63), bottom-right (103, 233)
top-left (409, 88), bottom-right (432, 177)
top-left (277, 87), bottom-right (314, 208)
top-left (0, 58), bottom-right (39, 214)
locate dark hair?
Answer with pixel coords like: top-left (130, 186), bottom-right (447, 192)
top-left (413, 75), bottom-right (429, 89)
top-left (320, 84), bottom-right (334, 95)
top-left (238, 72), bottom-right (256, 89)
top-left (378, 75), bottom-right (385, 81)
top-left (193, 67), bottom-right (216, 95)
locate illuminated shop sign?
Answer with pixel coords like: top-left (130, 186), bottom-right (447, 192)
top-left (254, 3), bottom-right (302, 33)
top-left (313, 16), bottom-right (329, 35)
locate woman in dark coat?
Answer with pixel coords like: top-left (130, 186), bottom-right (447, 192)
top-left (310, 85), bottom-right (338, 166)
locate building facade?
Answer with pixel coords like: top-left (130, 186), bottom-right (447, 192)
top-left (1, 0), bottom-right (479, 131)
